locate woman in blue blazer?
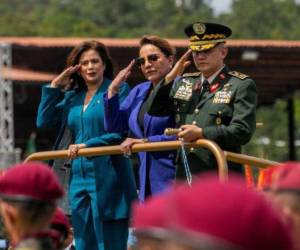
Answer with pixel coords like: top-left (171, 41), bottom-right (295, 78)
top-left (104, 36), bottom-right (176, 202)
top-left (36, 41), bottom-right (137, 250)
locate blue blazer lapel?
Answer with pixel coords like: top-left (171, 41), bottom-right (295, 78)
top-left (142, 83), bottom-right (155, 137)
top-left (132, 82), bottom-right (152, 138)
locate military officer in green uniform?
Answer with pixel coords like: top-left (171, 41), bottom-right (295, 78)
top-left (149, 22), bottom-right (257, 179)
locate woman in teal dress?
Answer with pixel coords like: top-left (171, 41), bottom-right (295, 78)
top-left (36, 40), bottom-right (137, 250)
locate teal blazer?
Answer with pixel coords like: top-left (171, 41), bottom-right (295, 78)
top-left (36, 78), bottom-right (137, 220)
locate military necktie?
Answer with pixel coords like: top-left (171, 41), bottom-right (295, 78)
top-left (202, 79), bottom-right (210, 93)
top-left (201, 79), bottom-right (210, 99)
top-left (194, 79), bottom-right (209, 104)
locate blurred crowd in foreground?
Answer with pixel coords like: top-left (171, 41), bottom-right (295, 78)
top-left (0, 161), bottom-right (299, 249)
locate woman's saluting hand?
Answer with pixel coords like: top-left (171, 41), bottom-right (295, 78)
top-left (50, 65), bottom-right (81, 89)
top-left (108, 60), bottom-right (135, 98)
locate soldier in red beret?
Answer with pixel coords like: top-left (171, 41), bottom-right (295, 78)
top-left (164, 175), bottom-right (293, 250)
top-left (0, 162), bottom-right (64, 250)
top-left (50, 208), bottom-right (73, 250)
top-left (270, 162), bottom-right (300, 249)
top-left (131, 194), bottom-right (170, 250)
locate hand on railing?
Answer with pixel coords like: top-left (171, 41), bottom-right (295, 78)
top-left (120, 138), bottom-right (145, 157)
top-left (68, 144), bottom-right (86, 159)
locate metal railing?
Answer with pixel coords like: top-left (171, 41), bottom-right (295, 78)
top-left (24, 139), bottom-right (228, 181)
top-left (224, 151), bottom-right (279, 168)
top-left (24, 139), bottom-right (279, 181)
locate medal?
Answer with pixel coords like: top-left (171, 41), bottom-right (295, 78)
top-left (174, 79), bottom-right (193, 101)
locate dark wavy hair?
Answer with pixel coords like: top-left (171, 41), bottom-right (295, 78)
top-left (66, 40), bottom-right (114, 90)
top-left (139, 35), bottom-right (176, 57)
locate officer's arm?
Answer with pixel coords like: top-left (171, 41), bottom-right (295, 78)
top-left (147, 80), bottom-right (175, 116)
top-left (203, 79), bottom-right (257, 148)
top-left (148, 49), bottom-right (191, 116)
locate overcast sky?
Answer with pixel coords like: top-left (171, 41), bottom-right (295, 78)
top-left (207, 0), bottom-right (232, 15)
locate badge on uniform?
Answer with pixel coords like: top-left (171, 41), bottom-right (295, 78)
top-left (216, 117), bottom-right (222, 125)
top-left (210, 83), bottom-right (220, 93)
top-left (213, 90), bottom-right (232, 104)
top-left (174, 79), bottom-right (194, 101)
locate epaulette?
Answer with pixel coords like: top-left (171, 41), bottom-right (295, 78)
top-left (182, 72), bottom-right (201, 77)
top-left (228, 71), bottom-right (249, 80)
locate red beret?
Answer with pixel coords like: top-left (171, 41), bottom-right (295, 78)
top-left (51, 208), bottom-right (70, 232)
top-left (0, 162), bottom-right (64, 202)
top-left (168, 175), bottom-right (293, 250)
top-left (132, 194), bottom-right (169, 238)
top-left (274, 162), bottom-right (300, 192)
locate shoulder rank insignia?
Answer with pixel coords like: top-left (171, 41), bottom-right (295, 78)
top-left (182, 72), bottom-right (201, 78)
top-left (228, 71), bottom-right (249, 80)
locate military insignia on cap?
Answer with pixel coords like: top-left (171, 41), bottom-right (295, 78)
top-left (193, 23), bottom-right (206, 35)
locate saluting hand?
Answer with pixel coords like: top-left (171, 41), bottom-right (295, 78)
top-left (50, 65), bottom-right (81, 89)
top-left (178, 124), bottom-right (203, 142)
top-left (165, 49), bottom-right (192, 84)
top-left (108, 60), bottom-right (135, 98)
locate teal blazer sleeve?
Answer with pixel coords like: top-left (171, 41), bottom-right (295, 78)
top-left (36, 86), bottom-right (66, 129)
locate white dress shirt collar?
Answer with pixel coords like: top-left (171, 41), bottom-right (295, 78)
top-left (201, 65), bottom-right (225, 84)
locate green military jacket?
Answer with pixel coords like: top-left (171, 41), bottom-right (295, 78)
top-left (149, 66), bottom-right (257, 178)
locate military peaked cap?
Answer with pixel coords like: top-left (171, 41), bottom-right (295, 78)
top-left (184, 22), bottom-right (232, 52)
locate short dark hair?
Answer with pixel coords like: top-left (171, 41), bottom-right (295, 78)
top-left (4, 199), bottom-right (55, 228)
top-left (66, 40), bottom-right (114, 90)
top-left (139, 35), bottom-right (176, 58)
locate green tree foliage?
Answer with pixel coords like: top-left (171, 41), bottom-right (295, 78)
top-left (0, 0), bottom-right (213, 37)
top-left (243, 100), bottom-right (289, 161)
top-left (218, 0), bottom-right (300, 39)
top-left (2, 0), bottom-right (300, 40)
top-left (0, 0), bottom-right (50, 35)
top-left (243, 94), bottom-right (300, 162)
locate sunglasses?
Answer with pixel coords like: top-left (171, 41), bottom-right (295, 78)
top-left (135, 54), bottom-right (160, 67)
